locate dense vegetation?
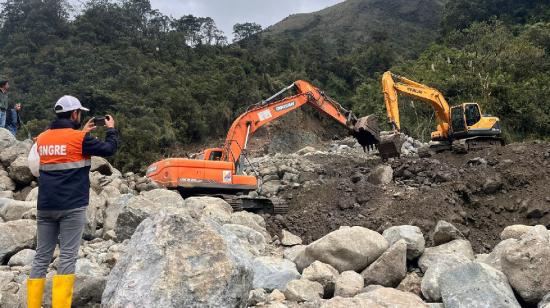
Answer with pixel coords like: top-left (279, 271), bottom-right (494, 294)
top-left (0, 0), bottom-right (548, 171)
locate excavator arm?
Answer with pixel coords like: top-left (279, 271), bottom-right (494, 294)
top-left (221, 80), bottom-right (359, 163)
top-left (382, 71), bottom-right (451, 140)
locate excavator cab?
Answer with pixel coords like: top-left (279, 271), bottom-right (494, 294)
top-left (450, 103), bottom-right (501, 139)
top-left (204, 148), bottom-right (223, 161)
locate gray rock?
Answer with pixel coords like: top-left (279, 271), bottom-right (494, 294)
top-left (302, 226), bottom-right (388, 272)
top-left (367, 165), bottom-right (393, 185)
top-left (439, 262), bottom-right (520, 308)
top-left (362, 239), bottom-right (407, 287)
top-left (357, 287), bottom-right (428, 307)
top-left (73, 275), bottom-right (107, 307)
top-left (83, 190), bottom-right (106, 239)
top-left (8, 248), bottom-right (36, 267)
top-left (0, 199), bottom-right (35, 221)
top-left (281, 229), bottom-right (302, 246)
top-left (8, 156), bottom-right (34, 185)
top-left (90, 156), bottom-right (115, 176)
top-left (284, 279), bottom-right (324, 302)
top-left (102, 208), bottom-right (254, 307)
top-left (483, 176), bottom-right (503, 194)
top-left (284, 245), bottom-right (307, 264)
top-left (0, 172), bottom-right (15, 191)
top-left (0, 128), bottom-right (16, 151)
top-left (114, 193), bottom-right (182, 241)
top-left (476, 239), bottom-right (516, 271)
top-left (418, 239), bottom-right (474, 273)
top-left (334, 271), bottom-right (364, 298)
top-left (539, 293), bottom-right (550, 308)
top-left (382, 225), bottom-right (425, 260)
top-left (141, 189), bottom-right (185, 208)
top-left (432, 220), bottom-right (464, 245)
top-left (0, 219), bottom-right (36, 263)
top-left (501, 226), bottom-right (550, 304)
top-left (223, 224), bottom-right (266, 256)
top-left (261, 180), bottom-right (283, 196)
top-left (421, 254), bottom-right (471, 302)
top-left (302, 261), bottom-right (339, 297)
top-left (252, 257), bottom-right (300, 291)
top-left (500, 225), bottom-right (535, 241)
top-left (230, 211), bottom-right (270, 241)
top-left (184, 196), bottom-right (233, 224)
top-left (24, 187), bottom-right (39, 201)
top-left (0, 191), bottom-right (13, 199)
top-left (0, 142), bottom-right (31, 166)
top-left (102, 194), bottom-right (133, 239)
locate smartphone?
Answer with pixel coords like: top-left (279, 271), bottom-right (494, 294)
top-left (94, 116), bottom-right (106, 127)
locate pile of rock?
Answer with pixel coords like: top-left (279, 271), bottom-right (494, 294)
top-left (244, 220), bottom-right (550, 308)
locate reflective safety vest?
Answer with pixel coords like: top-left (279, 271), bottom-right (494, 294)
top-left (36, 128), bottom-right (91, 171)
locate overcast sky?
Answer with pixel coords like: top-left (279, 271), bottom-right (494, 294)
top-left (72, 0), bottom-right (345, 39)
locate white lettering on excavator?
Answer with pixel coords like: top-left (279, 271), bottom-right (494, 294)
top-left (258, 110), bottom-right (272, 121)
top-left (223, 170), bottom-right (232, 183)
top-left (275, 101), bottom-right (296, 112)
top-left (38, 145), bottom-right (67, 156)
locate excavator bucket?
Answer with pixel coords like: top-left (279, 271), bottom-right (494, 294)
top-left (378, 132), bottom-right (404, 160)
top-left (352, 115), bottom-right (403, 160)
top-left (353, 115), bottom-right (381, 151)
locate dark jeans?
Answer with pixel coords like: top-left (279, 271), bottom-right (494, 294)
top-left (30, 207), bottom-right (87, 278)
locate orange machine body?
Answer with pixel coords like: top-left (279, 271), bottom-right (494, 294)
top-left (146, 80), bottom-right (356, 195)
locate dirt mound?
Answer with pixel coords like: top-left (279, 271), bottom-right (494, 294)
top-left (265, 141), bottom-right (550, 253)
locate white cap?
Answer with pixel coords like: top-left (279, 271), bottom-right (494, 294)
top-left (54, 95), bottom-right (90, 113)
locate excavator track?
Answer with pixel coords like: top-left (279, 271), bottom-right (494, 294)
top-left (216, 194), bottom-right (289, 214)
top-left (271, 198), bottom-right (289, 215)
top-left (453, 137), bottom-right (504, 153)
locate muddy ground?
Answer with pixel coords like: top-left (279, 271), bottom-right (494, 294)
top-left (265, 141), bottom-right (550, 253)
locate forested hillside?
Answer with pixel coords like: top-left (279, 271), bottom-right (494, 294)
top-left (0, 0), bottom-right (548, 171)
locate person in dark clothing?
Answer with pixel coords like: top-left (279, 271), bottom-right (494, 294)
top-left (5, 103), bottom-right (21, 135)
top-left (27, 95), bottom-right (118, 308)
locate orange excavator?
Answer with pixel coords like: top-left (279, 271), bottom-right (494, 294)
top-left (146, 80), bottom-right (379, 213)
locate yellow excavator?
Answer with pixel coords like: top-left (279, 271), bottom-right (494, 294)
top-left (376, 71), bottom-right (504, 159)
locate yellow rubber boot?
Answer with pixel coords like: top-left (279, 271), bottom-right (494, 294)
top-left (52, 274), bottom-right (75, 308)
top-left (27, 278), bottom-right (46, 308)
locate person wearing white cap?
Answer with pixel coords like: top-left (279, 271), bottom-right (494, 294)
top-left (27, 95), bottom-right (119, 308)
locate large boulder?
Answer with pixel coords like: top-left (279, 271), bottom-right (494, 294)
top-left (357, 287), bottom-right (428, 308)
top-left (284, 279), bottom-right (324, 302)
top-left (223, 224), bottom-right (267, 256)
top-left (8, 156), bottom-right (34, 185)
top-left (302, 226), bottom-right (388, 272)
top-left (432, 220), bottom-right (464, 246)
top-left (362, 240), bottom-right (407, 287)
top-left (8, 248), bottom-right (36, 267)
top-left (102, 194), bottom-right (132, 238)
top-left (142, 189), bottom-right (185, 208)
top-left (83, 190), bottom-right (105, 239)
top-left (397, 272), bottom-right (422, 297)
top-left (102, 208), bottom-right (254, 307)
top-left (90, 156), bottom-right (115, 176)
top-left (418, 239), bottom-right (474, 272)
top-left (0, 219), bottom-right (36, 263)
top-left (0, 171), bottom-right (16, 191)
top-left (382, 225), bottom-right (425, 260)
top-left (501, 226), bottom-right (550, 304)
top-left (500, 225), bottom-right (535, 241)
top-left (184, 196), bottom-right (233, 223)
top-left (540, 293), bottom-right (550, 308)
top-left (0, 129), bottom-right (16, 151)
top-left (0, 142), bottom-right (31, 166)
top-left (302, 261), bottom-right (339, 297)
top-left (25, 187), bottom-right (39, 201)
top-left (251, 257), bottom-right (300, 291)
top-left (421, 254), bottom-right (471, 302)
top-left (114, 192), bottom-right (184, 240)
top-left (476, 239), bottom-right (516, 271)
top-left (439, 262), bottom-right (520, 308)
top-left (334, 271), bottom-right (364, 298)
top-left (0, 199), bottom-right (35, 221)
top-left (230, 211), bottom-right (270, 240)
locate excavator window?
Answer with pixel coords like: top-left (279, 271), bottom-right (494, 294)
top-left (451, 106), bottom-right (465, 133)
top-left (465, 104), bottom-right (481, 126)
top-left (208, 151), bottom-right (223, 161)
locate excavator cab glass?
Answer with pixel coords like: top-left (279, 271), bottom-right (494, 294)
top-left (464, 103), bottom-right (481, 126)
top-left (208, 150), bottom-right (223, 161)
top-left (450, 106), bottom-right (466, 133)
